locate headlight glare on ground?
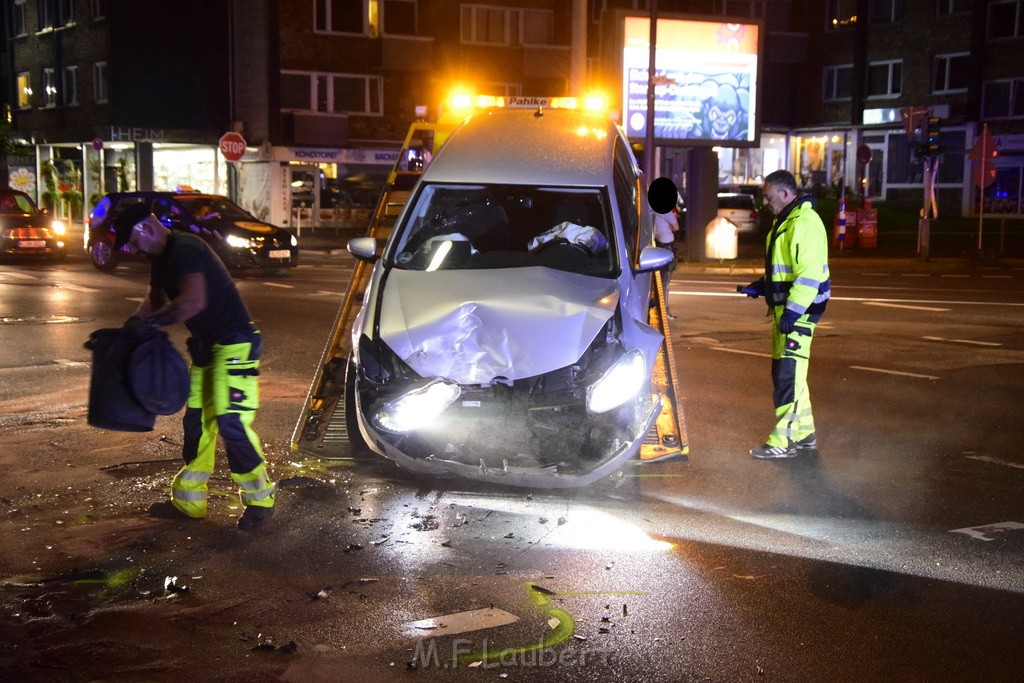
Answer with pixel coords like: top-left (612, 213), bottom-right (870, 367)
top-left (373, 379), bottom-right (461, 433)
top-left (226, 234), bottom-right (254, 249)
top-left (586, 349), bottom-right (645, 413)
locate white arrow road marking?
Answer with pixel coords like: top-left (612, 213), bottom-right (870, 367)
top-left (863, 301), bottom-right (948, 312)
top-left (922, 336), bottom-right (1002, 347)
top-left (850, 365), bottom-right (940, 380)
top-left (949, 521), bottom-right (1024, 541)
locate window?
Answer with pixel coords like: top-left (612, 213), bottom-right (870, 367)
top-left (38, 0), bottom-right (73, 30)
top-left (43, 68), bottom-right (57, 107)
top-left (982, 78), bottom-right (1024, 119)
top-left (383, 0), bottom-right (415, 35)
top-left (334, 75), bottom-right (382, 115)
top-left (827, 0), bottom-right (857, 28)
top-left (90, 0), bottom-right (106, 20)
top-left (9, 0), bottom-right (26, 37)
top-left (936, 0), bottom-right (972, 15)
top-left (93, 61), bottom-right (107, 103)
top-left (315, 0), bottom-right (379, 36)
top-left (987, 0), bottom-right (1024, 40)
top-left (280, 71), bottom-right (383, 115)
top-left (823, 64), bottom-right (853, 101)
top-left (713, 0), bottom-right (767, 17)
top-left (866, 60), bottom-right (902, 98)
top-left (461, 4), bottom-right (555, 46)
top-left (62, 65), bottom-right (77, 106)
top-left (17, 72), bottom-right (32, 109)
top-left (869, 0), bottom-right (905, 24)
top-left (932, 53), bottom-right (969, 94)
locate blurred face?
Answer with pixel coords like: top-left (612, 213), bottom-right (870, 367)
top-left (125, 216), bottom-right (165, 258)
top-left (761, 182), bottom-right (792, 216)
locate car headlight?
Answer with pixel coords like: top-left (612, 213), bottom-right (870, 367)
top-left (226, 234), bottom-right (254, 249)
top-left (290, 234), bottom-right (297, 246)
top-left (50, 220), bottom-right (66, 236)
top-left (372, 379), bottom-right (461, 434)
top-left (586, 349), bottom-right (646, 413)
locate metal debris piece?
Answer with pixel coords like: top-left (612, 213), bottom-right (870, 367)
top-left (622, 604), bottom-right (628, 617)
top-left (504, 532), bottom-right (515, 539)
top-left (598, 627), bottom-right (610, 634)
top-left (573, 634), bottom-right (588, 641)
top-left (251, 638), bottom-right (276, 651)
top-left (163, 576), bottom-right (188, 594)
top-left (310, 586), bottom-right (334, 601)
top-left (348, 506), bottom-right (362, 515)
top-left (548, 617), bottom-right (560, 630)
top-left (345, 543), bottom-right (364, 552)
top-left (538, 517), bottom-right (548, 524)
top-left (370, 535), bottom-right (390, 546)
top-left (530, 584), bottom-right (557, 596)
top-left (440, 539), bottom-right (452, 547)
top-left (557, 516), bottom-right (567, 526)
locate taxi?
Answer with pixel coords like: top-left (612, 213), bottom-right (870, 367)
top-left (345, 97), bottom-right (676, 487)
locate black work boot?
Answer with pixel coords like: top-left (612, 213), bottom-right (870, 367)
top-left (237, 505), bottom-right (274, 531)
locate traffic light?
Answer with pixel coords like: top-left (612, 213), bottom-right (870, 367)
top-left (917, 116), bottom-right (944, 157)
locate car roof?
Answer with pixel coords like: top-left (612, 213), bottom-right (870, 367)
top-left (108, 191), bottom-right (222, 201)
top-left (423, 108), bottom-right (620, 187)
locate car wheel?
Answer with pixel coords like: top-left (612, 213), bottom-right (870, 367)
top-left (90, 239), bottom-right (119, 272)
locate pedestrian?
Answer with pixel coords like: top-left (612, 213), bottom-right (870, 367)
top-left (652, 203), bottom-right (680, 318)
top-left (112, 204), bottom-right (276, 530)
top-left (739, 170), bottom-right (830, 459)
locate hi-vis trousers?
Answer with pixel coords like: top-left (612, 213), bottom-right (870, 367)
top-left (767, 309), bottom-right (818, 448)
top-left (169, 332), bottom-right (275, 518)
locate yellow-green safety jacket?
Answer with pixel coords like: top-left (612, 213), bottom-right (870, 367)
top-left (763, 195), bottom-right (831, 318)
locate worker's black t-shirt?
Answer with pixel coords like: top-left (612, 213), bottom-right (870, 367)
top-left (149, 232), bottom-right (253, 344)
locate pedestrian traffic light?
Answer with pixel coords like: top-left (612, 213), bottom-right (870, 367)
top-left (917, 116), bottom-right (944, 157)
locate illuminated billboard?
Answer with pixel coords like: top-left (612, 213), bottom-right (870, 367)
top-left (621, 15), bottom-right (761, 147)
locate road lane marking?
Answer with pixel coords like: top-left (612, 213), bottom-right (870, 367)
top-left (262, 281), bottom-right (294, 289)
top-left (963, 454), bottom-right (1024, 470)
top-left (982, 274), bottom-right (1013, 279)
top-left (900, 273), bottom-right (930, 277)
top-left (0, 271), bottom-right (39, 280)
top-left (949, 521), bottom-right (1024, 541)
top-left (940, 274), bottom-right (970, 278)
top-left (863, 301), bottom-right (948, 312)
top-left (711, 347), bottom-right (772, 359)
top-left (54, 283), bottom-right (99, 293)
top-left (922, 336), bottom-right (1002, 347)
top-left (850, 365), bottom-right (939, 380)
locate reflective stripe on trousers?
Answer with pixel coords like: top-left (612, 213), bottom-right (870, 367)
top-left (768, 310), bottom-right (817, 448)
top-left (170, 339), bottom-right (275, 517)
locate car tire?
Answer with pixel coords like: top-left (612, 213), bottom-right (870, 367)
top-left (90, 239), bottom-right (119, 272)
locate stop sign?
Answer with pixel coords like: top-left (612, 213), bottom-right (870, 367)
top-left (219, 132), bottom-right (247, 162)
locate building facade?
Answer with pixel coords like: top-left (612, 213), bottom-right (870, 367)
top-left (3, 0), bottom-right (1023, 229)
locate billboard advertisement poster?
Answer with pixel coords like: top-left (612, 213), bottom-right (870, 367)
top-left (622, 16), bottom-right (760, 147)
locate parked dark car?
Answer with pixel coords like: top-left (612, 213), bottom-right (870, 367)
top-left (0, 188), bottom-right (67, 261)
top-left (86, 192), bottom-right (298, 273)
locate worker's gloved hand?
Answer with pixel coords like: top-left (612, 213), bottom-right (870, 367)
top-left (736, 278), bottom-right (764, 299)
top-left (777, 309), bottom-right (800, 334)
top-left (123, 315), bottom-right (157, 339)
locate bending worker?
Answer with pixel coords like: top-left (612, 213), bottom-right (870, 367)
top-left (112, 205), bottom-right (276, 530)
top-left (740, 170), bottom-right (831, 459)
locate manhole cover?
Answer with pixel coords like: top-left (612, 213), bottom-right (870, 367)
top-left (0, 315), bottom-right (82, 325)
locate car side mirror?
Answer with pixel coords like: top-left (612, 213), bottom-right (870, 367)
top-left (635, 245), bottom-right (674, 274)
top-left (347, 237), bottom-right (381, 263)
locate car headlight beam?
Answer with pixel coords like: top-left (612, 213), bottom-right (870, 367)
top-left (373, 379), bottom-right (461, 434)
top-left (226, 234), bottom-right (254, 249)
top-left (50, 220), bottom-right (66, 236)
top-left (586, 349), bottom-right (646, 414)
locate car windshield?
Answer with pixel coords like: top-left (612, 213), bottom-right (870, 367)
top-left (176, 196), bottom-right (254, 222)
top-left (390, 183), bottom-right (616, 276)
top-left (0, 192), bottom-right (38, 214)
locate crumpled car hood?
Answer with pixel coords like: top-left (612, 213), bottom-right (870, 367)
top-left (378, 268), bottom-right (620, 384)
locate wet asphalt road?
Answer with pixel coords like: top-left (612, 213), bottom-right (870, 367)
top-left (0, 248), bottom-right (1023, 681)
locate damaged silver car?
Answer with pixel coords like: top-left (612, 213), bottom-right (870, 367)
top-left (345, 106), bottom-right (677, 488)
